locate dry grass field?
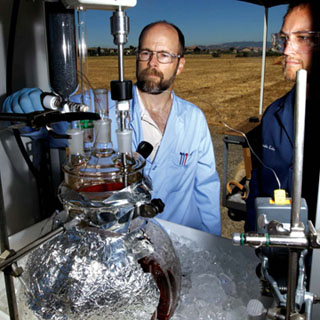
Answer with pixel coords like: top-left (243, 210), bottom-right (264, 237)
top-left (87, 54), bottom-right (292, 130)
top-left (87, 54), bottom-right (293, 238)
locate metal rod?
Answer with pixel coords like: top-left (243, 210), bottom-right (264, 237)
top-left (286, 250), bottom-right (299, 320)
top-left (286, 69), bottom-right (307, 319)
top-left (118, 43), bottom-right (124, 82)
top-left (232, 232), bottom-right (308, 249)
top-left (0, 175), bottom-right (9, 253)
top-left (259, 6), bottom-right (268, 115)
top-left (0, 173), bottom-right (19, 320)
top-left (3, 274), bottom-right (19, 320)
top-left (111, 7), bottom-right (128, 83)
top-left (291, 69), bottom-right (307, 228)
top-left (0, 226), bottom-right (64, 272)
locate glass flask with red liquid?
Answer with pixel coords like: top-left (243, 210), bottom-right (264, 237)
top-left (21, 120), bottom-right (181, 320)
top-left (62, 120), bottom-right (145, 201)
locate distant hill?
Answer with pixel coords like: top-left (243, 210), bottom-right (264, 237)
top-left (188, 41), bottom-right (272, 50)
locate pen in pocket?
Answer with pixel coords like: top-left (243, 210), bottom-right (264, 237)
top-left (179, 152), bottom-right (188, 166)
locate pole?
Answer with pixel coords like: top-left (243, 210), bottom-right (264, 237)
top-left (0, 173), bottom-right (19, 320)
top-left (259, 7), bottom-right (268, 115)
top-left (286, 69), bottom-right (307, 319)
top-left (291, 70), bottom-right (307, 228)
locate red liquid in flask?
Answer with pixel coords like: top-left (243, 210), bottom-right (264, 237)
top-left (80, 182), bottom-right (124, 193)
top-left (139, 257), bottom-right (178, 320)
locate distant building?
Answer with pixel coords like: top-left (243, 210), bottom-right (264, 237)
top-left (241, 47), bottom-right (251, 53)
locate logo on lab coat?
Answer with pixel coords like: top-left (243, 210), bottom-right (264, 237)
top-left (262, 144), bottom-right (275, 152)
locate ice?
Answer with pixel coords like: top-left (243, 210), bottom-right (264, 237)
top-left (170, 234), bottom-right (260, 320)
top-left (0, 231), bottom-right (260, 320)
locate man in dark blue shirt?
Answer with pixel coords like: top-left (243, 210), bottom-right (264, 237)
top-left (246, 0), bottom-right (320, 231)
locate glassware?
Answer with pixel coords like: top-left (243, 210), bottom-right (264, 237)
top-left (19, 128), bottom-right (181, 320)
top-left (94, 88), bottom-right (108, 119)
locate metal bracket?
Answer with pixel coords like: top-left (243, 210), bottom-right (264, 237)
top-left (308, 221), bottom-right (320, 248)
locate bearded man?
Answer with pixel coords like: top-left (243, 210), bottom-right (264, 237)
top-left (108, 21), bottom-right (221, 235)
top-left (3, 20), bottom-right (221, 236)
top-left (245, 1), bottom-right (320, 231)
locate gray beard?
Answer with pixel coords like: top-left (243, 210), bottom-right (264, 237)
top-left (136, 66), bottom-right (178, 94)
top-left (137, 78), bottom-right (174, 94)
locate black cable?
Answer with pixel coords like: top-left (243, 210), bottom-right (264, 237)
top-left (5, 0), bottom-right (43, 182)
top-left (5, 0), bottom-right (50, 217)
top-left (6, 0), bottom-right (20, 96)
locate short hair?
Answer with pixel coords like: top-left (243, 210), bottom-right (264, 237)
top-left (138, 21), bottom-right (185, 56)
top-left (284, 1), bottom-right (320, 30)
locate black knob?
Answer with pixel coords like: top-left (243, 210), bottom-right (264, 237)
top-left (136, 141), bottom-right (153, 159)
top-left (139, 199), bottom-right (165, 218)
top-left (151, 198), bottom-right (165, 214)
top-left (110, 80), bottom-right (132, 101)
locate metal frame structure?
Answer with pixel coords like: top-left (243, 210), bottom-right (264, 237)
top-left (223, 1), bottom-right (290, 221)
top-left (237, 0), bottom-right (290, 114)
top-left (234, 2), bottom-right (320, 319)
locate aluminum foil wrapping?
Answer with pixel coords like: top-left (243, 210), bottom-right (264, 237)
top-left (21, 217), bottom-right (160, 320)
top-left (58, 178), bottom-right (154, 233)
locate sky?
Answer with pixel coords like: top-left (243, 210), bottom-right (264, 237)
top-left (84, 0), bottom-right (288, 48)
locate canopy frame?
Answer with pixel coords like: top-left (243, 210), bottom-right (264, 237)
top-left (237, 0), bottom-right (289, 114)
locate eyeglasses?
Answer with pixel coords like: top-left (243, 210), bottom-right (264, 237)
top-left (137, 50), bottom-right (181, 64)
top-left (271, 31), bottom-right (320, 53)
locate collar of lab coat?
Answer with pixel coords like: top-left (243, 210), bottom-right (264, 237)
top-left (130, 85), bottom-right (179, 120)
top-left (131, 85), bottom-right (184, 164)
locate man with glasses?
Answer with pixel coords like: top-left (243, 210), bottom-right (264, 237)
top-left (108, 21), bottom-right (221, 235)
top-left (245, 1), bottom-right (319, 231)
top-left (3, 21), bottom-right (221, 235)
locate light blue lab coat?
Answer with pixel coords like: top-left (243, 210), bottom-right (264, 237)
top-left (108, 86), bottom-right (221, 235)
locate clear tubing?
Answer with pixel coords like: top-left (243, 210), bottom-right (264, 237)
top-left (76, 8), bottom-right (89, 108)
top-left (76, 8), bottom-right (94, 151)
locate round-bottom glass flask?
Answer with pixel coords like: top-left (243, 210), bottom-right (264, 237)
top-left (20, 141), bottom-right (181, 320)
top-left (21, 215), bottom-right (181, 320)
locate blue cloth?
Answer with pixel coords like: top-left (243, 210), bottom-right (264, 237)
top-left (245, 86), bottom-right (296, 231)
top-left (108, 86), bottom-right (221, 235)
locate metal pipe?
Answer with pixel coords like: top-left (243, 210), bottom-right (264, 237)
top-left (259, 6), bottom-right (268, 115)
top-left (118, 43), bottom-right (124, 82)
top-left (232, 232), bottom-right (308, 249)
top-left (110, 8), bottom-right (131, 181)
top-left (286, 69), bottom-right (307, 320)
top-left (0, 226), bottom-right (64, 272)
top-left (110, 8), bottom-right (129, 82)
top-left (286, 250), bottom-right (299, 319)
top-left (0, 173), bottom-right (19, 320)
top-left (291, 69), bottom-right (307, 228)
